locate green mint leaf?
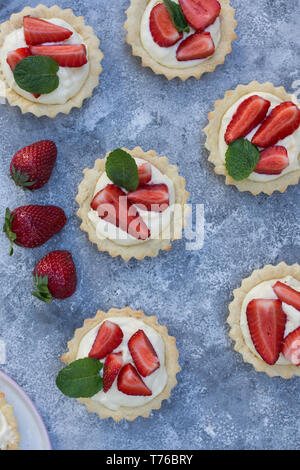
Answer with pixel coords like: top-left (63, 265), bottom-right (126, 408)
top-left (106, 149), bottom-right (139, 192)
top-left (14, 56), bottom-right (59, 95)
top-left (163, 0), bottom-right (190, 33)
top-left (225, 139), bottom-right (260, 181)
top-left (56, 358), bottom-right (103, 398)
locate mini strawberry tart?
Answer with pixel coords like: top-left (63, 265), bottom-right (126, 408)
top-left (204, 81), bottom-right (300, 194)
top-left (125, 0), bottom-right (237, 80)
top-left (76, 147), bottom-right (189, 261)
top-left (227, 262), bottom-right (300, 378)
top-left (57, 307), bottom-right (180, 421)
top-left (0, 5), bottom-right (103, 117)
top-left (0, 393), bottom-right (20, 450)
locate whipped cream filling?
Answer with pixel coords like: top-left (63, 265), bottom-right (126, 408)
top-left (88, 157), bottom-right (175, 246)
top-left (219, 92), bottom-right (300, 182)
top-left (140, 0), bottom-right (221, 69)
top-left (0, 18), bottom-right (89, 104)
top-left (241, 276), bottom-right (300, 365)
top-left (0, 410), bottom-right (14, 450)
top-left (76, 317), bottom-right (168, 410)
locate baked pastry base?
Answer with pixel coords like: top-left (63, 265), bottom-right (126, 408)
top-left (0, 4), bottom-right (103, 118)
top-left (0, 392), bottom-right (21, 450)
top-left (61, 307), bottom-right (181, 421)
top-left (227, 262), bottom-right (300, 378)
top-left (124, 0), bottom-right (237, 80)
top-left (76, 146), bottom-right (190, 261)
top-left (204, 81), bottom-right (300, 195)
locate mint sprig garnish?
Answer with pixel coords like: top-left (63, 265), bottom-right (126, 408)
top-left (163, 0), bottom-right (190, 33)
top-left (106, 149), bottom-right (139, 191)
top-left (14, 56), bottom-right (59, 95)
top-left (225, 139), bottom-right (260, 181)
top-left (56, 358), bottom-right (103, 398)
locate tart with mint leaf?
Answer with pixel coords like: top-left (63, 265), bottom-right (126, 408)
top-left (0, 393), bottom-right (21, 450)
top-left (0, 4), bottom-right (103, 117)
top-left (76, 147), bottom-right (189, 261)
top-left (204, 81), bottom-right (300, 194)
top-left (125, 0), bottom-right (237, 80)
top-left (57, 307), bottom-right (180, 421)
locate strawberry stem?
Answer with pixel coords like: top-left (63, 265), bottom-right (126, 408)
top-left (32, 274), bottom-right (53, 303)
top-left (11, 164), bottom-right (36, 190)
top-left (3, 208), bottom-right (17, 256)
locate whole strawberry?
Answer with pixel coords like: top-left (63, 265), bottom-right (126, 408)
top-left (3, 205), bottom-right (66, 255)
top-left (32, 250), bottom-right (77, 302)
top-left (10, 140), bottom-right (57, 190)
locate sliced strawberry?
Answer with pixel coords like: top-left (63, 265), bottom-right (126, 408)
top-left (225, 95), bottom-right (271, 145)
top-left (103, 352), bottom-right (123, 393)
top-left (138, 163), bottom-right (152, 185)
top-left (252, 102), bottom-right (300, 148)
top-left (117, 364), bottom-right (152, 396)
top-left (127, 184), bottom-right (169, 212)
top-left (254, 146), bottom-right (289, 175)
top-left (88, 321), bottom-right (123, 360)
top-left (150, 3), bottom-right (183, 47)
top-left (273, 281), bottom-right (300, 312)
top-left (179, 0), bottom-right (221, 31)
top-left (30, 44), bottom-right (87, 67)
top-left (246, 299), bottom-right (286, 365)
top-left (128, 330), bottom-right (160, 377)
top-left (176, 31), bottom-right (214, 61)
top-left (7, 47), bottom-right (31, 71)
top-left (282, 327), bottom-right (300, 366)
top-left (24, 16), bottom-right (73, 46)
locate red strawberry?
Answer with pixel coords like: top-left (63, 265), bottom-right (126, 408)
top-left (10, 140), bottom-right (57, 190)
top-left (128, 330), bottom-right (160, 377)
top-left (225, 95), bottom-right (271, 145)
top-left (176, 31), bottom-right (215, 61)
top-left (273, 281), bottom-right (300, 311)
top-left (138, 163), bottom-right (152, 185)
top-left (246, 299), bottom-right (286, 365)
top-left (117, 364), bottom-right (152, 396)
top-left (103, 352), bottom-right (123, 393)
top-left (30, 44), bottom-right (87, 67)
top-left (91, 184), bottom-right (150, 240)
top-left (254, 146), bottom-right (289, 175)
top-left (32, 250), bottom-right (77, 302)
top-left (88, 321), bottom-right (123, 360)
top-left (3, 205), bottom-right (66, 256)
top-left (179, 0), bottom-right (221, 31)
top-left (127, 184), bottom-right (169, 212)
top-left (6, 47), bottom-right (31, 71)
top-left (252, 102), bottom-right (300, 148)
top-left (150, 3), bottom-right (183, 47)
top-left (282, 327), bottom-right (300, 366)
top-left (24, 17), bottom-right (73, 46)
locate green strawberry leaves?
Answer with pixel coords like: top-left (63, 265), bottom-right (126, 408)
top-left (14, 56), bottom-right (59, 95)
top-left (11, 164), bottom-right (36, 190)
top-left (163, 0), bottom-right (190, 33)
top-left (225, 139), bottom-right (261, 181)
top-left (105, 149), bottom-right (139, 191)
top-left (32, 274), bottom-right (53, 304)
top-left (56, 358), bottom-right (103, 398)
top-left (3, 208), bottom-right (16, 256)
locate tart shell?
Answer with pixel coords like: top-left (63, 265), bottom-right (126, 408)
top-left (227, 262), bottom-right (300, 378)
top-left (0, 392), bottom-right (21, 450)
top-left (124, 0), bottom-right (237, 81)
top-left (0, 4), bottom-right (103, 118)
top-left (61, 307), bottom-right (181, 422)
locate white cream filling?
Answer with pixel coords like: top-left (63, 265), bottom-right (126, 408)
top-left (0, 18), bottom-right (89, 105)
top-left (140, 0), bottom-right (221, 69)
top-left (0, 410), bottom-right (14, 450)
top-left (241, 276), bottom-right (300, 365)
top-left (88, 157), bottom-right (175, 246)
top-left (219, 92), bottom-right (300, 182)
top-left (76, 317), bottom-right (168, 410)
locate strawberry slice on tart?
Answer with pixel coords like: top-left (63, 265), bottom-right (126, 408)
top-left (88, 321), bottom-right (124, 360)
top-left (179, 0), bottom-right (221, 31)
top-left (117, 364), bottom-right (152, 396)
top-left (176, 31), bottom-right (215, 61)
top-left (138, 162), bottom-right (152, 185)
top-left (150, 3), bottom-right (183, 47)
top-left (103, 352), bottom-right (123, 393)
top-left (30, 44), bottom-right (88, 67)
top-left (128, 329), bottom-right (160, 377)
top-left (282, 327), bottom-right (300, 366)
top-left (254, 146), bottom-right (289, 175)
top-left (127, 183), bottom-right (170, 212)
top-left (24, 16), bottom-right (73, 46)
top-left (6, 47), bottom-right (31, 71)
top-left (272, 281), bottom-right (300, 312)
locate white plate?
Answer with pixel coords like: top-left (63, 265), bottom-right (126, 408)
top-left (0, 371), bottom-right (52, 450)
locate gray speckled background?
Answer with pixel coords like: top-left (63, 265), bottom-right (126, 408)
top-left (0, 0), bottom-right (299, 450)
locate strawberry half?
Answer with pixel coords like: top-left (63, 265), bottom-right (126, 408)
top-left (254, 146), bottom-right (289, 175)
top-left (117, 364), bottom-right (152, 396)
top-left (24, 17), bottom-right (73, 46)
top-left (179, 0), bottom-right (221, 31)
top-left (252, 102), bottom-right (300, 148)
top-left (273, 281), bottom-right (300, 312)
top-left (225, 95), bottom-right (271, 145)
top-left (138, 163), bottom-right (152, 185)
top-left (127, 184), bottom-right (169, 212)
top-left (246, 299), bottom-right (286, 365)
top-left (176, 31), bottom-right (215, 61)
top-left (103, 352), bottom-right (123, 393)
top-left (6, 47), bottom-right (31, 71)
top-left (282, 327), bottom-right (300, 366)
top-left (128, 330), bottom-right (160, 377)
top-left (88, 321), bottom-right (123, 360)
top-left (30, 44), bottom-right (87, 67)
top-left (150, 3), bottom-right (183, 47)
